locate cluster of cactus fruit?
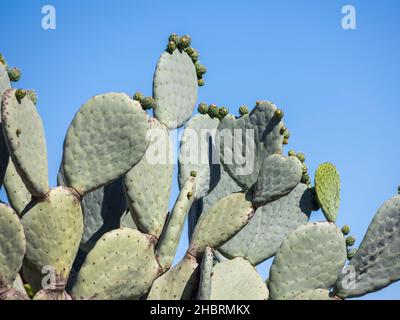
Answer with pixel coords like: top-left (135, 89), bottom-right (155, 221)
top-left (0, 33), bottom-right (400, 300)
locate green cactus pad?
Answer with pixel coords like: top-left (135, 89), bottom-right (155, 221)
top-left (315, 163), bottom-right (340, 222)
top-left (72, 228), bottom-right (160, 300)
top-left (179, 114), bottom-right (220, 200)
top-left (62, 92), bottom-right (149, 196)
top-left (188, 192), bottom-right (254, 258)
top-left (253, 154), bottom-right (303, 205)
top-left (0, 203), bottom-right (26, 287)
top-left (147, 254), bottom-right (198, 300)
top-left (216, 101), bottom-right (285, 189)
top-left (1, 89), bottom-right (49, 197)
top-left (153, 49), bottom-right (198, 129)
top-left (292, 289), bottom-right (337, 300)
top-left (156, 176), bottom-right (196, 271)
top-left (197, 247), bottom-right (214, 300)
top-left (268, 222), bottom-right (347, 300)
top-left (21, 187), bottom-right (83, 289)
top-left (124, 118), bottom-right (173, 238)
top-left (188, 166), bottom-right (242, 240)
top-left (334, 195), bottom-right (400, 298)
top-left (0, 62), bottom-right (11, 97)
top-left (219, 183), bottom-right (315, 265)
top-left (3, 160), bottom-right (31, 216)
top-left (209, 257), bottom-right (269, 300)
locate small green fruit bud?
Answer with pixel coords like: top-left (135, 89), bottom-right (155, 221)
top-left (283, 138), bottom-right (289, 145)
top-left (288, 150), bottom-right (296, 157)
top-left (301, 173), bottom-right (311, 184)
top-left (16, 128), bottom-right (22, 137)
top-left (274, 109), bottom-right (284, 120)
top-left (239, 105), bottom-right (249, 116)
top-left (7, 67), bottom-right (21, 82)
top-left (208, 104), bottom-right (219, 119)
top-left (141, 97), bottom-right (155, 110)
top-left (284, 130), bottom-right (290, 139)
top-left (198, 103), bottom-right (208, 114)
top-left (167, 41), bottom-right (177, 53)
top-left (26, 90), bottom-right (37, 106)
top-left (198, 78), bottom-right (205, 87)
top-left (168, 33), bottom-right (179, 45)
top-left (195, 61), bottom-right (207, 78)
top-left (179, 35), bottom-right (191, 49)
top-left (187, 191), bottom-right (193, 199)
top-left (280, 126), bottom-right (287, 135)
top-left (346, 236), bottom-right (356, 247)
top-left (190, 171), bottom-right (197, 177)
top-left (185, 47), bottom-right (199, 62)
top-left (218, 107), bottom-right (229, 120)
top-left (341, 225), bottom-right (350, 236)
top-left (347, 248), bottom-right (357, 260)
top-left (296, 152), bottom-right (306, 163)
top-left (15, 89), bottom-right (26, 103)
top-left (133, 92), bottom-right (144, 102)
top-left (302, 164), bottom-right (308, 174)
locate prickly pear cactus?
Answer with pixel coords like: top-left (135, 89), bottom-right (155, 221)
top-left (253, 154), bottom-right (303, 205)
top-left (62, 93), bottom-right (149, 195)
top-left (148, 254), bottom-right (198, 300)
top-left (1, 33), bottom-right (399, 302)
top-left (153, 34), bottom-right (201, 129)
top-left (1, 89), bottom-right (49, 197)
top-left (21, 187), bottom-right (83, 292)
top-left (219, 183), bottom-right (316, 265)
top-left (72, 228), bottom-right (160, 300)
top-left (209, 257), bottom-right (269, 300)
top-left (188, 192), bottom-right (254, 258)
top-left (334, 193), bottom-right (400, 298)
top-left (124, 118), bottom-right (173, 239)
top-left (0, 203), bottom-right (26, 291)
top-left (268, 222), bottom-right (347, 300)
top-left (315, 163), bottom-right (340, 222)
top-left (216, 101), bottom-right (285, 189)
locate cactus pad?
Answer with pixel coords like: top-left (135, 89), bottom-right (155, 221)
top-left (21, 187), bottom-right (83, 288)
top-left (253, 154), bottom-right (303, 205)
top-left (334, 195), bottom-right (400, 298)
top-left (188, 166), bottom-right (242, 240)
top-left (268, 222), bottom-right (346, 299)
top-left (209, 257), bottom-right (269, 300)
top-left (153, 49), bottom-right (198, 129)
top-left (1, 89), bottom-right (49, 197)
top-left (3, 160), bottom-right (31, 216)
top-left (147, 254), bottom-right (198, 300)
top-left (268, 222), bottom-right (347, 300)
top-left (124, 118), bottom-right (173, 238)
top-left (188, 192), bottom-right (254, 258)
top-left (62, 93), bottom-right (149, 195)
top-left (216, 101), bottom-right (284, 189)
top-left (72, 228), bottom-right (160, 300)
top-left (0, 203), bottom-right (26, 287)
top-left (315, 163), bottom-right (340, 222)
top-left (179, 114), bottom-right (220, 200)
top-left (219, 183), bottom-right (315, 265)
top-left (156, 176), bottom-right (196, 271)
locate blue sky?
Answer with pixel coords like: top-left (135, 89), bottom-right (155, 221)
top-left (1, 0), bottom-right (400, 299)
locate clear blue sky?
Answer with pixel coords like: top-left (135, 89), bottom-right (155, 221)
top-left (1, 0), bottom-right (400, 299)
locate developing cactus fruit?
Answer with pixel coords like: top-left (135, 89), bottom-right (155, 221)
top-left (0, 33), bottom-right (399, 302)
